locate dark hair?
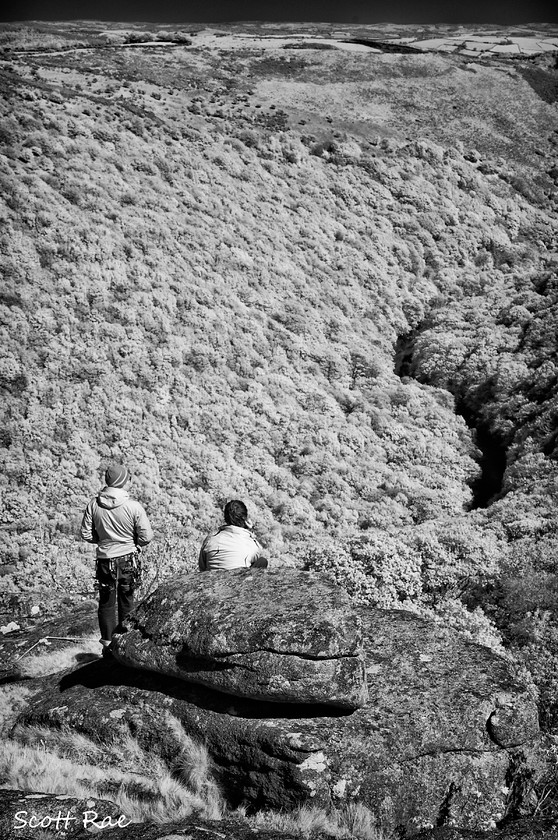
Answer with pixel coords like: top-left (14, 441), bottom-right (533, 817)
top-left (224, 500), bottom-right (249, 528)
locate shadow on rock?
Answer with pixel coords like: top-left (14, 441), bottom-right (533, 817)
top-left (58, 658), bottom-right (350, 719)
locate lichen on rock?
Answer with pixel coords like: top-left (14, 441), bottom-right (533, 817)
top-left (112, 569), bottom-right (368, 710)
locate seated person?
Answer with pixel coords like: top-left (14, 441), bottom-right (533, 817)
top-left (199, 500), bottom-right (268, 571)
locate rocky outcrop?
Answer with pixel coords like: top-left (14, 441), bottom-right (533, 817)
top-left (111, 569), bottom-right (368, 710)
top-left (18, 602), bottom-right (540, 836)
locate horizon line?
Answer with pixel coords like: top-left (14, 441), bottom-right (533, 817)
top-left (2, 18), bottom-right (557, 25)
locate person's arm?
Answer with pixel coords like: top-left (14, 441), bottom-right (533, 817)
top-left (80, 502), bottom-right (99, 544)
top-left (198, 538), bottom-right (208, 571)
top-left (134, 505), bottom-right (153, 547)
top-left (249, 535), bottom-right (268, 568)
top-left (198, 548), bottom-right (207, 571)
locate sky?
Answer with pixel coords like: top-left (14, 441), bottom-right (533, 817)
top-left (3, 0), bottom-right (557, 24)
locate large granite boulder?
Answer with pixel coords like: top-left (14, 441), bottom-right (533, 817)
top-left (111, 569), bottom-right (368, 710)
top-left (18, 604), bottom-right (541, 836)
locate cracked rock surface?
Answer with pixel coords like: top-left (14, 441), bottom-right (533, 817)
top-left (111, 569), bottom-right (368, 710)
top-left (18, 597), bottom-right (540, 835)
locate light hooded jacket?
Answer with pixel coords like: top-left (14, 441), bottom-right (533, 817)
top-left (198, 525), bottom-right (262, 571)
top-left (81, 487), bottom-right (153, 559)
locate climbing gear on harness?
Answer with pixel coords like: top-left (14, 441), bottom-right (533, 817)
top-left (131, 549), bottom-right (143, 587)
top-left (95, 550), bottom-right (143, 592)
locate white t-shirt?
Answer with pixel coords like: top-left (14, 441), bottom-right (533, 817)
top-left (199, 525), bottom-right (262, 571)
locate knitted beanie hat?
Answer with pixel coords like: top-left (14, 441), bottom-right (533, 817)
top-left (105, 465), bottom-right (129, 488)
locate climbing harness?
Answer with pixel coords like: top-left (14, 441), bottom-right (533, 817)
top-left (95, 549), bottom-right (143, 591)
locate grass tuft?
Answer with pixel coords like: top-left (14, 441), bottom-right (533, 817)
top-left (1, 716), bottom-right (224, 824)
top-left (165, 711), bottom-right (224, 819)
top-left (249, 802), bottom-right (393, 839)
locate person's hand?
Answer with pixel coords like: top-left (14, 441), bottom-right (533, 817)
top-left (245, 518), bottom-right (253, 530)
top-left (251, 556), bottom-right (268, 568)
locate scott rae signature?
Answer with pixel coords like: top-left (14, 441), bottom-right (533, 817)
top-left (14, 809), bottom-right (132, 830)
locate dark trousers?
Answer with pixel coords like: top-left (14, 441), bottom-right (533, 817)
top-left (96, 554), bottom-right (136, 640)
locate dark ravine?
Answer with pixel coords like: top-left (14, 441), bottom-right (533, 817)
top-left (457, 402), bottom-right (508, 510)
top-left (394, 329), bottom-right (418, 380)
top-left (393, 330), bottom-right (508, 509)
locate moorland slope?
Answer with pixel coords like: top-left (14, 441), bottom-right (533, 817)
top-left (0, 21), bottom-right (557, 727)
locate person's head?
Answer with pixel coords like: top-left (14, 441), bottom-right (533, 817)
top-left (223, 500), bottom-right (250, 529)
top-left (105, 464), bottom-right (129, 488)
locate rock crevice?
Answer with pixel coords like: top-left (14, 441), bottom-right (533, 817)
top-left (211, 647), bottom-right (363, 662)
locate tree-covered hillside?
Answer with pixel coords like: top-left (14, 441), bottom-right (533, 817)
top-left (1, 21), bottom-right (557, 718)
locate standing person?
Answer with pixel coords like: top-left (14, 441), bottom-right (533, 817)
top-left (199, 500), bottom-right (268, 571)
top-left (81, 464), bottom-right (153, 658)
